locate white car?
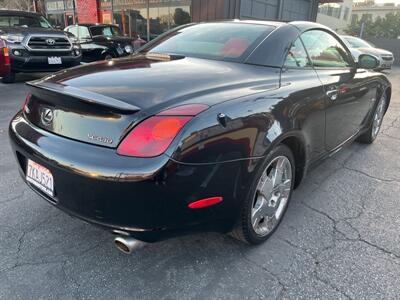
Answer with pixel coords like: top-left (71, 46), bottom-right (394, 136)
top-left (341, 35), bottom-right (395, 70)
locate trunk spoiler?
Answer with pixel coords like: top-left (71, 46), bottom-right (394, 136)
top-left (26, 81), bottom-right (140, 113)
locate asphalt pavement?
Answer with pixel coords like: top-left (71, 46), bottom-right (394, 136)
top-left (0, 70), bottom-right (399, 300)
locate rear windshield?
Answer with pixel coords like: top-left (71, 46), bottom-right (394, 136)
top-left (343, 36), bottom-right (373, 49)
top-left (90, 26), bottom-right (122, 37)
top-left (0, 15), bottom-right (52, 28)
top-left (144, 23), bottom-right (275, 62)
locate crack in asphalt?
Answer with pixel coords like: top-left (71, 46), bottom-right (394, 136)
top-left (278, 238), bottom-right (353, 300)
top-left (342, 165), bottom-right (400, 182)
top-left (313, 273), bottom-right (354, 300)
top-left (300, 199), bottom-right (400, 261)
top-left (0, 225), bottom-right (109, 300)
top-left (0, 212), bottom-right (60, 274)
top-left (381, 117), bottom-right (400, 134)
top-left (239, 252), bottom-right (287, 299)
top-left (0, 191), bottom-right (26, 205)
top-left (381, 132), bottom-right (400, 140)
top-left (300, 161), bottom-right (400, 258)
top-left (62, 260), bottom-right (83, 299)
top-left (0, 211), bottom-right (95, 271)
top-left (276, 141), bottom-right (400, 298)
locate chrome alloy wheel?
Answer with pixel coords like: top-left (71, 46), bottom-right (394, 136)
top-left (372, 94), bottom-right (386, 138)
top-left (251, 156), bottom-right (292, 237)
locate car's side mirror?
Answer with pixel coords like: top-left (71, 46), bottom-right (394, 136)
top-left (357, 54), bottom-right (379, 69)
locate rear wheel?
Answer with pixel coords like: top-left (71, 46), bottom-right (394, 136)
top-left (230, 144), bottom-right (295, 244)
top-left (1, 72), bottom-right (16, 83)
top-left (357, 92), bottom-right (387, 144)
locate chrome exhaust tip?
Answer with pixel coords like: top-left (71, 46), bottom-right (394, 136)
top-left (114, 236), bottom-right (147, 254)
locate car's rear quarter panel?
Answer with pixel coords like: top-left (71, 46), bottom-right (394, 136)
top-left (9, 112), bottom-right (249, 241)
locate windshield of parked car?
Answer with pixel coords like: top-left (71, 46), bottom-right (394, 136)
top-left (0, 15), bottom-right (52, 28)
top-left (343, 36), bottom-right (373, 49)
top-left (144, 23), bottom-right (275, 62)
top-left (90, 26), bottom-right (122, 37)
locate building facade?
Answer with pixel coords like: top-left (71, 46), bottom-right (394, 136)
top-left (44, 0), bottom-right (319, 40)
top-left (351, 3), bottom-right (400, 23)
top-left (316, 0), bottom-right (353, 33)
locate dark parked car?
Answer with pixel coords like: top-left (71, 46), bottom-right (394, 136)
top-left (0, 10), bottom-right (81, 83)
top-left (9, 21), bottom-right (391, 254)
top-left (64, 24), bottom-right (145, 62)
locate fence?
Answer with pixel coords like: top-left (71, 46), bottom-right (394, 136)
top-left (365, 37), bottom-right (400, 65)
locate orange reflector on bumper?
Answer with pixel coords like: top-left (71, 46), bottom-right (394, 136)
top-left (188, 197), bottom-right (223, 209)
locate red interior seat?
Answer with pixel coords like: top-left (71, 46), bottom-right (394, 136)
top-left (221, 38), bottom-right (250, 58)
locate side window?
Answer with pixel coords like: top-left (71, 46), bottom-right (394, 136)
top-left (66, 26), bottom-right (77, 37)
top-left (284, 38), bottom-right (311, 68)
top-left (67, 26), bottom-right (90, 40)
top-left (301, 30), bottom-right (352, 68)
top-left (78, 26), bottom-right (91, 40)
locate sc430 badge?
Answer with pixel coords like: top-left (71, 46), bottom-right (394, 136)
top-left (87, 133), bottom-right (113, 145)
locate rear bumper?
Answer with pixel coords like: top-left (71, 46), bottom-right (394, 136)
top-left (9, 112), bottom-right (244, 242)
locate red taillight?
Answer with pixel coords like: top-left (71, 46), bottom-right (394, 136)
top-left (117, 116), bottom-right (191, 157)
top-left (188, 197), bottom-right (224, 209)
top-left (117, 104), bottom-right (209, 157)
top-left (3, 47), bottom-right (10, 65)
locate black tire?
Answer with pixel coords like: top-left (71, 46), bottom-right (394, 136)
top-left (357, 92), bottom-right (387, 144)
top-left (1, 72), bottom-right (16, 83)
top-left (230, 144), bottom-right (295, 245)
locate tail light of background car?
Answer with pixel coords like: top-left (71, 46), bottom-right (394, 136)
top-left (117, 104), bottom-right (209, 157)
top-left (3, 47), bottom-right (10, 65)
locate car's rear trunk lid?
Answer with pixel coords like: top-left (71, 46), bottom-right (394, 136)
top-left (25, 81), bottom-right (140, 148)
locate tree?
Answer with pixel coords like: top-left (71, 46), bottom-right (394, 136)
top-left (345, 12), bottom-right (400, 39)
top-left (173, 8), bottom-right (191, 26)
top-left (0, 0), bottom-right (34, 11)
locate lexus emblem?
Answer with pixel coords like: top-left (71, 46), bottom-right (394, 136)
top-left (41, 108), bottom-right (54, 126)
top-left (45, 38), bottom-right (56, 45)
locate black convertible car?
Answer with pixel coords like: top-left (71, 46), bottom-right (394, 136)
top-left (9, 21), bottom-right (391, 254)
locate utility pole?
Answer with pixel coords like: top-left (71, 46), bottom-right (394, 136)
top-left (359, 22), bottom-right (365, 38)
top-left (63, 0), bottom-right (66, 27)
top-left (147, 0), bottom-right (150, 42)
top-left (72, 0), bottom-right (76, 24)
top-left (111, 0), bottom-right (115, 24)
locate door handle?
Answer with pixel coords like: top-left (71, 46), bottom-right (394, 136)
top-left (326, 89), bottom-right (339, 101)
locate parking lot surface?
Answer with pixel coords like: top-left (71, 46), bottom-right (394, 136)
top-left (1, 70), bottom-right (400, 299)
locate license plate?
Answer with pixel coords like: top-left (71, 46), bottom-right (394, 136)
top-left (26, 159), bottom-right (54, 197)
top-left (48, 57), bottom-right (62, 65)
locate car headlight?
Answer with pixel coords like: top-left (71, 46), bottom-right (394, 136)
top-left (124, 45), bottom-right (133, 54)
top-left (0, 34), bottom-right (24, 43)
